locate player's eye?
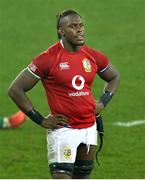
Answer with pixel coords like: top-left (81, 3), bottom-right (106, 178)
top-left (69, 24), bottom-right (84, 29)
top-left (70, 25), bottom-right (75, 28)
top-left (79, 23), bottom-right (84, 27)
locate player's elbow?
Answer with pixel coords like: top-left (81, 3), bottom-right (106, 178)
top-left (8, 83), bottom-right (19, 100)
top-left (115, 70), bottom-right (120, 83)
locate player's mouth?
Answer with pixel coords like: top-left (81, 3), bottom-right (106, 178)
top-left (75, 35), bottom-right (84, 41)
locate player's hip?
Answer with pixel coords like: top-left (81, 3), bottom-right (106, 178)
top-left (46, 123), bottom-right (97, 163)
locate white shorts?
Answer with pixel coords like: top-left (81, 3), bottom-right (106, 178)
top-left (47, 123), bottom-right (97, 164)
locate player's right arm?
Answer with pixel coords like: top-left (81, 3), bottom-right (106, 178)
top-left (8, 68), bottom-right (39, 114)
top-left (8, 68), bottom-right (68, 129)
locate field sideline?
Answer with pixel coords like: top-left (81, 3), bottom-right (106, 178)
top-left (0, 0), bottom-right (145, 178)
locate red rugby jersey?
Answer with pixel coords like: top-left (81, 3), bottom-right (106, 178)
top-left (28, 41), bottom-right (109, 129)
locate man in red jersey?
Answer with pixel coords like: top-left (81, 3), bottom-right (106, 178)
top-left (8, 10), bottom-right (120, 179)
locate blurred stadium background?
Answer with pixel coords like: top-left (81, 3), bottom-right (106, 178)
top-left (0, 0), bottom-right (145, 178)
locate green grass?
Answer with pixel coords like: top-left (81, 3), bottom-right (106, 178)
top-left (0, 0), bottom-right (145, 178)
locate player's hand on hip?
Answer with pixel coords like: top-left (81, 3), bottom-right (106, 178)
top-left (95, 100), bottom-right (104, 114)
top-left (41, 114), bottom-right (69, 129)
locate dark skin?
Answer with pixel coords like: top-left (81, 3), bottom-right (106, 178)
top-left (72, 144), bottom-right (96, 179)
top-left (8, 70), bottom-right (69, 129)
top-left (8, 14), bottom-right (120, 179)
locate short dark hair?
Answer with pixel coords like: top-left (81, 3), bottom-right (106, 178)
top-left (56, 9), bottom-right (81, 39)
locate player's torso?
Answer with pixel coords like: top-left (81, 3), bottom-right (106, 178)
top-left (41, 45), bottom-right (98, 128)
top-left (48, 49), bottom-right (97, 91)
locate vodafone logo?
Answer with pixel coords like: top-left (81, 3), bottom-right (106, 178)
top-left (72, 75), bottom-right (85, 90)
top-left (69, 75), bottom-right (89, 97)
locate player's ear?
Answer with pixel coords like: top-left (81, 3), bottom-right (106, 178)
top-left (58, 28), bottom-right (65, 37)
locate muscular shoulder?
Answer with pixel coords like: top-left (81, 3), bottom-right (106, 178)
top-left (82, 45), bottom-right (109, 72)
top-left (82, 45), bottom-right (107, 60)
top-left (29, 42), bottom-right (62, 78)
top-left (47, 41), bottom-right (62, 56)
top-left (32, 42), bottom-right (62, 69)
top-left (36, 41), bottom-right (62, 60)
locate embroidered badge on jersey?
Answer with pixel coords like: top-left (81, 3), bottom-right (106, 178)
top-left (82, 59), bottom-right (91, 72)
top-left (59, 62), bottom-right (70, 70)
top-left (63, 147), bottom-right (71, 158)
top-left (29, 64), bottom-right (37, 72)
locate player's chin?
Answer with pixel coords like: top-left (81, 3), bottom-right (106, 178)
top-left (75, 40), bottom-right (85, 46)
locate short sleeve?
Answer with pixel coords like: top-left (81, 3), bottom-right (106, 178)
top-left (28, 51), bottom-right (49, 79)
top-left (93, 50), bottom-right (109, 73)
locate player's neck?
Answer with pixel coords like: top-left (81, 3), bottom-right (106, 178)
top-left (61, 39), bottom-right (80, 53)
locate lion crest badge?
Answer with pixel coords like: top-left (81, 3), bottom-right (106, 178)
top-left (82, 59), bottom-right (91, 72)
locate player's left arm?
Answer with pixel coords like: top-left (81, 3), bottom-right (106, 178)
top-left (95, 64), bottom-right (120, 114)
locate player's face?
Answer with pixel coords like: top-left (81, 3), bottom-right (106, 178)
top-left (62, 15), bottom-right (85, 46)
